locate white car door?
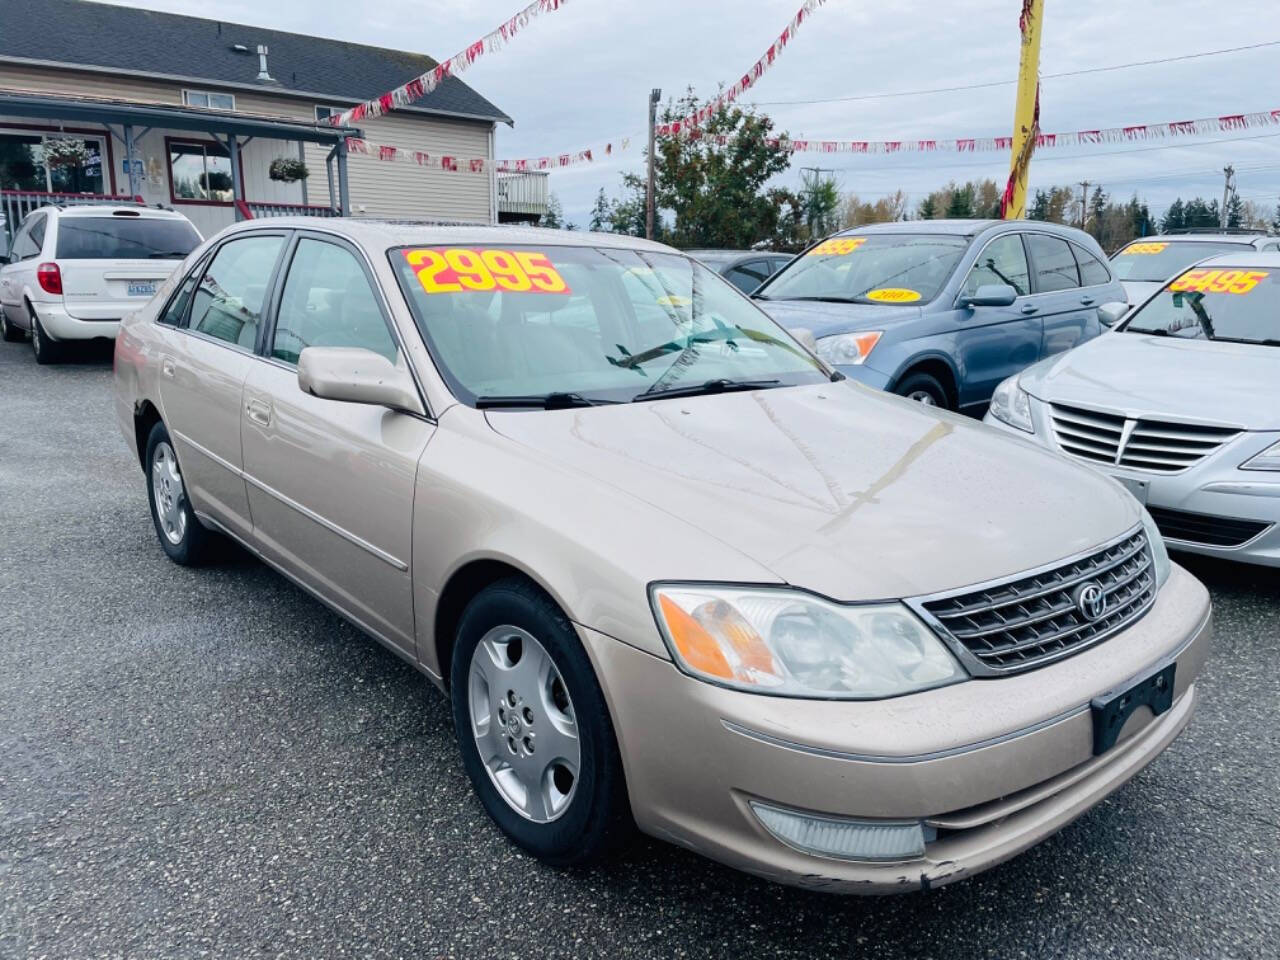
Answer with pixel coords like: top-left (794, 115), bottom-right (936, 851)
top-left (0, 214), bottom-right (43, 328)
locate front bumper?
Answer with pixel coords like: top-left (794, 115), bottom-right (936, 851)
top-left (31, 301), bottom-right (120, 341)
top-left (582, 563), bottom-right (1211, 894)
top-left (985, 404), bottom-right (1280, 567)
top-left (832, 363), bottom-right (893, 392)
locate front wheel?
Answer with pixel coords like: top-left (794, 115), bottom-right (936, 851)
top-left (451, 577), bottom-right (632, 866)
top-left (893, 371), bottom-right (951, 409)
top-left (144, 421), bottom-right (213, 565)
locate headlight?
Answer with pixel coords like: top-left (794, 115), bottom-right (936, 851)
top-left (1241, 440), bottom-right (1280, 471)
top-left (815, 331), bottom-right (882, 366)
top-left (989, 374), bottom-right (1034, 433)
top-left (1139, 507), bottom-right (1171, 588)
top-left (650, 584), bottom-right (965, 699)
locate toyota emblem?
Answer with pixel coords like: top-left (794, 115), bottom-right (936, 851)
top-left (1075, 582), bottom-right (1108, 621)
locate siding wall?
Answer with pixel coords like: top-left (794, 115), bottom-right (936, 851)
top-left (0, 62), bottom-right (496, 233)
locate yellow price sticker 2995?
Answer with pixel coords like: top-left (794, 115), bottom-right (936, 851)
top-left (807, 237), bottom-right (867, 257)
top-left (1169, 268), bottom-right (1268, 295)
top-left (1122, 242), bottom-right (1168, 255)
top-left (405, 248), bottom-right (572, 295)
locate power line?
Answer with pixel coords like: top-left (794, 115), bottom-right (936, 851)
top-left (748, 39), bottom-right (1280, 107)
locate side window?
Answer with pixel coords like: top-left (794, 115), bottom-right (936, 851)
top-left (724, 260), bottom-right (771, 294)
top-left (1072, 243), bottom-right (1111, 286)
top-left (157, 258), bottom-right (205, 327)
top-left (12, 215), bottom-right (43, 260)
top-left (271, 238), bottom-right (398, 365)
top-left (1026, 234), bottom-right (1080, 292)
top-left (962, 234), bottom-right (1030, 297)
top-left (188, 235), bottom-right (284, 349)
top-left (28, 215), bottom-right (47, 253)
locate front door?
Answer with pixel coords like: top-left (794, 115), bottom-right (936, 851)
top-left (240, 235), bottom-right (433, 658)
top-left (158, 232), bottom-right (287, 541)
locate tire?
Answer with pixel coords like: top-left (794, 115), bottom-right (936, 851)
top-left (144, 421), bottom-right (213, 565)
top-left (29, 306), bottom-right (64, 365)
top-left (451, 576), bottom-right (632, 866)
top-left (893, 371), bottom-right (951, 409)
top-left (0, 310), bottom-right (23, 343)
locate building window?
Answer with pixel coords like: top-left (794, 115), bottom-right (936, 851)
top-left (314, 105), bottom-right (344, 122)
top-left (169, 139), bottom-right (234, 203)
top-left (0, 130), bottom-right (105, 194)
top-left (183, 89), bottom-right (236, 111)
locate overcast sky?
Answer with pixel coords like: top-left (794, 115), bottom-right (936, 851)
top-left (113, 0), bottom-right (1280, 226)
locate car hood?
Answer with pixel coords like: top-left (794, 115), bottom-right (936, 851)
top-left (754, 298), bottom-right (924, 337)
top-left (486, 383), bottom-right (1139, 601)
top-left (1019, 332), bottom-right (1280, 428)
top-left (1119, 280), bottom-right (1164, 305)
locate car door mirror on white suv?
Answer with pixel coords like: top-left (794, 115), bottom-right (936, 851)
top-left (959, 283), bottom-right (1017, 309)
top-left (297, 347), bottom-right (425, 416)
top-left (1096, 301), bottom-right (1128, 327)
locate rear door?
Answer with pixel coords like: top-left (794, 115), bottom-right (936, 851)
top-left (157, 231), bottom-right (288, 542)
top-left (1024, 232), bottom-right (1093, 357)
top-left (55, 213), bottom-right (202, 320)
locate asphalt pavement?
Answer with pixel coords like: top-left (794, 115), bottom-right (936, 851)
top-left (1, 338), bottom-right (1277, 960)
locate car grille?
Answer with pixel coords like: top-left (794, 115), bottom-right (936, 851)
top-left (1049, 403), bottom-right (1239, 474)
top-left (918, 530), bottom-right (1156, 675)
top-left (1147, 505), bottom-right (1272, 548)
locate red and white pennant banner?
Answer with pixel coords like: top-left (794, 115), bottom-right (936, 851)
top-left (330, 0), bottom-right (568, 129)
top-left (345, 137), bottom-right (488, 172)
top-left (654, 0), bottom-right (828, 138)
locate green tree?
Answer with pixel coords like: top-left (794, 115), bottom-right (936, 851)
top-left (1028, 189), bottom-right (1050, 221)
top-left (917, 195), bottom-right (938, 219)
top-left (588, 188), bottom-right (613, 233)
top-left (1088, 186), bottom-right (1108, 240)
top-left (541, 193), bottom-right (565, 229)
top-left (1272, 199), bottom-right (1280, 233)
top-left (1226, 193), bottom-right (1244, 229)
top-left (1162, 198), bottom-right (1185, 232)
top-left (945, 182), bottom-right (975, 218)
top-left (799, 170), bottom-right (840, 241)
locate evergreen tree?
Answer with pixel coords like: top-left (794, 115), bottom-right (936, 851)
top-left (541, 193), bottom-right (565, 229)
top-left (1088, 186), bottom-right (1108, 241)
top-left (1272, 199), bottom-right (1280, 233)
top-left (1162, 198), bottom-right (1185, 232)
top-left (1028, 189), bottom-right (1050, 221)
top-left (1226, 193), bottom-right (1244, 230)
top-left (945, 183), bottom-right (975, 218)
top-left (917, 195), bottom-right (938, 220)
top-left (588, 188), bottom-right (612, 233)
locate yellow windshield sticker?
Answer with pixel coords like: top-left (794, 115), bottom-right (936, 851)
top-left (405, 248), bottom-right (571, 295)
top-left (1121, 242), bottom-right (1168, 255)
top-left (865, 287), bottom-right (922, 303)
top-left (656, 295), bottom-right (691, 307)
top-left (1169, 268), bottom-right (1268, 295)
top-left (807, 237), bottom-right (867, 257)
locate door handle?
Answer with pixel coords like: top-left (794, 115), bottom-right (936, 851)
top-left (1080, 295), bottom-right (1096, 306)
top-left (245, 398), bottom-right (272, 427)
top-left (1021, 304), bottom-right (1039, 315)
top-left (161, 357), bottom-right (176, 378)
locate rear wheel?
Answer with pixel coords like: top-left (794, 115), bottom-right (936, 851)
top-left (0, 310), bottom-right (23, 342)
top-left (145, 421), bottom-right (213, 565)
top-left (894, 371), bottom-right (950, 409)
top-left (29, 307), bottom-right (63, 365)
top-left (451, 577), bottom-right (632, 866)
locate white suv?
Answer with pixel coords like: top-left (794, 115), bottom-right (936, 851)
top-left (0, 205), bottom-right (201, 364)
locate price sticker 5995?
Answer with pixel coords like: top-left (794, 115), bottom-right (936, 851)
top-left (405, 248), bottom-right (572, 295)
top-left (807, 237), bottom-right (867, 257)
top-left (1169, 268), bottom-right (1268, 295)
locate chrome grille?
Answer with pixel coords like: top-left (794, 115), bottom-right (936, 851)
top-left (1049, 402), bottom-right (1239, 474)
top-left (917, 530), bottom-right (1156, 675)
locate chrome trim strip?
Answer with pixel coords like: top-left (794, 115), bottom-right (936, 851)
top-left (172, 429), bottom-right (242, 477)
top-left (241, 472), bottom-right (409, 571)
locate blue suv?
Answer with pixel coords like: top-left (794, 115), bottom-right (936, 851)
top-left (752, 220), bottom-right (1127, 411)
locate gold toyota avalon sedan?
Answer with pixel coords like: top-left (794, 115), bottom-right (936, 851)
top-left (113, 221), bottom-right (1212, 893)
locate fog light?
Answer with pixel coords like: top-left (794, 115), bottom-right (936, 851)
top-left (750, 801), bottom-right (929, 862)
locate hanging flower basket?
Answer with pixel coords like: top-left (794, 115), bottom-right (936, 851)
top-left (269, 157), bottom-right (309, 183)
top-left (42, 138), bottom-right (92, 169)
top-left (199, 171), bottom-right (233, 192)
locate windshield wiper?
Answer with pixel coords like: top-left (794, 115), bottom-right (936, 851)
top-left (1210, 336), bottom-right (1280, 347)
top-left (147, 251), bottom-right (192, 258)
top-left (633, 378), bottom-right (782, 403)
top-left (778, 295), bottom-right (860, 304)
top-left (475, 392), bottom-right (617, 410)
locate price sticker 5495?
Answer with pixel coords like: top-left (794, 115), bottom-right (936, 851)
top-left (807, 237), bottom-right (867, 257)
top-left (1169, 268), bottom-right (1268, 295)
top-left (405, 248), bottom-right (572, 295)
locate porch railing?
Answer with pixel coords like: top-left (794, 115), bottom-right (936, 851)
top-left (244, 201), bottom-right (341, 219)
top-left (497, 172), bottom-right (550, 217)
top-left (2, 190), bottom-right (143, 250)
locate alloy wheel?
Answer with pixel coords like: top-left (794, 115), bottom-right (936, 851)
top-left (29, 313), bottom-right (43, 359)
top-left (907, 390), bottom-right (938, 405)
top-left (467, 624), bottom-right (580, 823)
top-left (151, 441), bottom-right (188, 545)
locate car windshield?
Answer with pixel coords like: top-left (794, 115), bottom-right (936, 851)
top-left (390, 243), bottom-right (829, 405)
top-left (55, 216), bottom-right (201, 260)
top-left (756, 234), bottom-right (969, 305)
top-left (1124, 266), bottom-right (1278, 346)
top-left (1110, 240), bottom-right (1255, 283)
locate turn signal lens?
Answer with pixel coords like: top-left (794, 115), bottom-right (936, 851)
top-left (36, 262), bottom-right (63, 295)
top-left (1241, 440), bottom-right (1280, 472)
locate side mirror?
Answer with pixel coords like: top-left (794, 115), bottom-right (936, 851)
top-left (958, 283), bottom-right (1018, 309)
top-left (790, 326), bottom-right (818, 353)
top-left (1097, 302), bottom-right (1128, 327)
top-left (297, 346), bottom-right (425, 416)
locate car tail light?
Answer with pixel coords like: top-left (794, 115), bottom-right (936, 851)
top-left (36, 262), bottom-right (63, 295)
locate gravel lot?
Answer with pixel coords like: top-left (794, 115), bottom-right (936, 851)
top-left (2, 338), bottom-right (1277, 960)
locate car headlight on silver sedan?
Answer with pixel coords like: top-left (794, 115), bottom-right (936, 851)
top-left (989, 374), bottom-right (1034, 433)
top-left (1241, 440), bottom-right (1280, 471)
top-left (814, 331), bottom-right (882, 366)
top-left (650, 584), bottom-right (965, 699)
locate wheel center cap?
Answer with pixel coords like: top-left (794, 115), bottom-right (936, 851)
top-left (506, 713), bottom-right (523, 736)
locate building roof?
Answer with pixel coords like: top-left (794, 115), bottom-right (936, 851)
top-left (0, 0), bottom-right (512, 126)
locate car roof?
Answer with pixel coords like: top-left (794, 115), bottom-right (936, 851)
top-left (38, 204), bottom-right (191, 221)
top-left (834, 219), bottom-right (1098, 242)
top-left (1149, 233), bottom-right (1270, 244)
top-left (1197, 250), bottom-right (1280, 267)
top-left (687, 249), bottom-right (786, 263)
top-left (222, 219), bottom-right (680, 254)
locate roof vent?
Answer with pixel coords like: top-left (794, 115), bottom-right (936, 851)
top-left (231, 43), bottom-right (250, 53)
top-left (255, 44), bottom-right (278, 84)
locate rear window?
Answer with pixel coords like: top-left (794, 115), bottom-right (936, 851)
top-left (55, 216), bottom-right (201, 260)
top-left (1110, 240), bottom-right (1255, 283)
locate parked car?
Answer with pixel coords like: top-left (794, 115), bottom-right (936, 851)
top-left (751, 220), bottom-right (1128, 411)
top-left (114, 220), bottom-right (1210, 893)
top-left (687, 248), bottom-right (793, 294)
top-left (986, 251), bottom-right (1279, 566)
top-left (0, 204), bottom-right (202, 363)
top-left (1110, 230), bottom-right (1280, 305)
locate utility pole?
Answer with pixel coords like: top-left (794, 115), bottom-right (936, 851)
top-left (646, 88), bottom-right (661, 240)
top-left (1078, 180), bottom-right (1091, 230)
top-left (1221, 164), bottom-right (1235, 229)
top-left (1003, 0), bottom-right (1044, 218)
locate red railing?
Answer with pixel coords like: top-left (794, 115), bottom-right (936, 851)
top-left (2, 190), bottom-right (145, 249)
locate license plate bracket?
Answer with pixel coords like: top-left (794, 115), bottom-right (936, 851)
top-left (1091, 661), bottom-right (1176, 755)
top-left (1110, 473), bottom-right (1149, 504)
